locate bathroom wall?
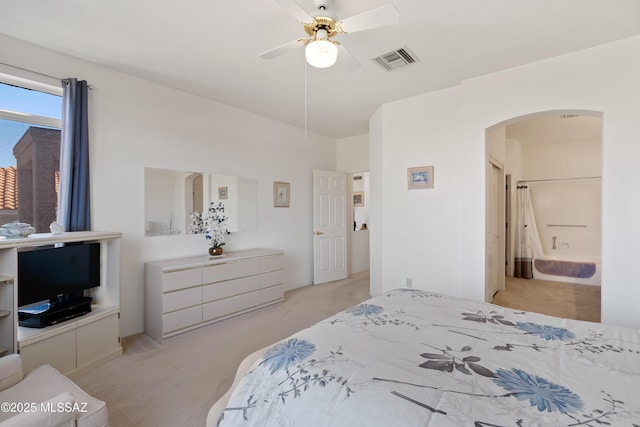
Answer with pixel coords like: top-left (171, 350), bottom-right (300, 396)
top-left (519, 128), bottom-right (601, 260)
top-left (528, 179), bottom-right (600, 259)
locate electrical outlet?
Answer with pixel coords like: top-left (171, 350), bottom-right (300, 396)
top-left (406, 278), bottom-right (412, 288)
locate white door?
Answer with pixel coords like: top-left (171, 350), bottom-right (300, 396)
top-left (313, 170), bottom-right (348, 284)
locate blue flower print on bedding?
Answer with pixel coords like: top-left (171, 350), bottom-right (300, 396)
top-left (260, 338), bottom-right (316, 374)
top-left (493, 368), bottom-right (583, 414)
top-left (347, 304), bottom-right (383, 316)
top-left (515, 322), bottom-right (575, 341)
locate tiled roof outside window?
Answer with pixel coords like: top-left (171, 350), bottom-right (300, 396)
top-left (0, 166), bottom-right (17, 210)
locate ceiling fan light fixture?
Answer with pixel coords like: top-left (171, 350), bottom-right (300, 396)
top-left (305, 29), bottom-right (337, 68)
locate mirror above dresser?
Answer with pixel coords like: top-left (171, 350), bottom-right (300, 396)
top-left (144, 167), bottom-right (258, 237)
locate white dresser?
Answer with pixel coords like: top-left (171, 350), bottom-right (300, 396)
top-left (144, 248), bottom-right (284, 343)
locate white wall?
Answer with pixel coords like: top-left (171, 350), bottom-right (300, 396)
top-left (2, 34), bottom-right (337, 337)
top-left (486, 126), bottom-right (506, 165)
top-left (336, 134), bottom-right (369, 173)
top-left (371, 36), bottom-right (640, 329)
top-left (369, 108), bottom-right (384, 296)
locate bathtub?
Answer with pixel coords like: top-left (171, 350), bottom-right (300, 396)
top-left (532, 256), bottom-right (601, 286)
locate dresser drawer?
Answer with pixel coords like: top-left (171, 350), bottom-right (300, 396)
top-left (163, 287), bottom-right (202, 313)
top-left (260, 256), bottom-right (283, 273)
top-left (202, 275), bottom-right (261, 303)
top-left (163, 306), bottom-right (202, 333)
top-left (260, 270), bottom-right (284, 289)
top-left (202, 292), bottom-right (262, 322)
top-left (163, 268), bottom-right (202, 292)
top-left (260, 284), bottom-right (284, 304)
top-left (202, 260), bottom-right (260, 284)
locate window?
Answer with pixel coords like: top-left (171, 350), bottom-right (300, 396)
top-left (0, 77), bottom-right (62, 233)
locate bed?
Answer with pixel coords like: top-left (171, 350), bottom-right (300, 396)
top-left (207, 289), bottom-right (640, 426)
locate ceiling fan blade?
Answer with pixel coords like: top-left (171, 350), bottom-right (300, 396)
top-left (337, 44), bottom-right (361, 73)
top-left (272, 0), bottom-right (313, 23)
top-left (259, 39), bottom-right (304, 59)
top-left (339, 4), bottom-right (399, 34)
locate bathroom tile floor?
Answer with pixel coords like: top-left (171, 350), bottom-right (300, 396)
top-left (493, 276), bottom-right (601, 323)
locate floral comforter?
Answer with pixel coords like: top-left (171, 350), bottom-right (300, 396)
top-left (217, 289), bottom-right (640, 426)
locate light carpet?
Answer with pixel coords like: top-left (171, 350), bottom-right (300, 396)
top-left (72, 271), bottom-right (371, 427)
top-left (492, 276), bottom-right (601, 323)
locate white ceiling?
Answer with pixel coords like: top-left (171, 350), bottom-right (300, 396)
top-left (1, 0), bottom-right (639, 138)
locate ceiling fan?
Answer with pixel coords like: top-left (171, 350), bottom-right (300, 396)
top-left (260, 0), bottom-right (399, 71)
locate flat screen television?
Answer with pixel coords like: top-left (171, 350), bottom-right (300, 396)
top-left (17, 242), bottom-right (101, 309)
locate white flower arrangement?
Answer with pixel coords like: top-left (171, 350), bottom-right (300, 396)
top-left (189, 202), bottom-right (229, 248)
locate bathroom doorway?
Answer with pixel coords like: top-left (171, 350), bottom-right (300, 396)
top-left (486, 111), bottom-right (602, 319)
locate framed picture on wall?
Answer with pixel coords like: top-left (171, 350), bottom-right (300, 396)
top-left (407, 166), bottom-right (434, 189)
top-left (353, 192), bottom-right (364, 207)
top-left (218, 186), bottom-right (228, 200)
top-left (273, 181), bottom-right (290, 207)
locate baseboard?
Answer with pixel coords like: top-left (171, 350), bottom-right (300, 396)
top-left (68, 347), bottom-right (123, 380)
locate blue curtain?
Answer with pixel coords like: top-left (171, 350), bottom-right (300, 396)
top-left (57, 78), bottom-right (91, 231)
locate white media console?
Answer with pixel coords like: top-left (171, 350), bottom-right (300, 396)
top-left (0, 231), bottom-right (122, 376)
top-left (145, 248), bottom-right (284, 343)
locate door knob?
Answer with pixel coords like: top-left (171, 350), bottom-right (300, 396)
top-left (314, 231), bottom-right (324, 236)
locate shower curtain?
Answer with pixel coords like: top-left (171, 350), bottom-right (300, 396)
top-left (514, 185), bottom-right (543, 278)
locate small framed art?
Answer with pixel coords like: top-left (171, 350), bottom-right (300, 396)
top-left (407, 166), bottom-right (434, 189)
top-left (273, 181), bottom-right (290, 207)
top-left (218, 186), bottom-right (228, 200)
top-left (353, 192), bottom-right (364, 207)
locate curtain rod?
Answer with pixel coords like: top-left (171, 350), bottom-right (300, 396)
top-left (0, 61), bottom-right (93, 89)
top-left (62, 78), bottom-right (94, 90)
top-left (517, 176), bottom-right (600, 184)
top-left (0, 61), bottom-right (60, 80)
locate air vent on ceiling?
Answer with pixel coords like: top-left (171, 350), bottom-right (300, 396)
top-left (372, 47), bottom-right (418, 71)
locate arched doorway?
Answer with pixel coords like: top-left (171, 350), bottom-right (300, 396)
top-left (486, 110), bottom-right (602, 320)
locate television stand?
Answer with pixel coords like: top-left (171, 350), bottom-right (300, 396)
top-left (18, 297), bottom-right (92, 328)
